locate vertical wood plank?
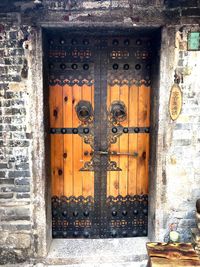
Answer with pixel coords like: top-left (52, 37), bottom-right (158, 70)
top-left (106, 84), bottom-right (111, 196)
top-left (137, 84), bottom-right (150, 194)
top-left (128, 84), bottom-right (138, 195)
top-left (119, 84), bottom-right (129, 197)
top-left (63, 84), bottom-right (73, 196)
top-left (49, 84), bottom-right (64, 196)
top-left (108, 84), bottom-right (120, 197)
top-left (72, 84), bottom-right (83, 197)
top-left (82, 83), bottom-right (94, 197)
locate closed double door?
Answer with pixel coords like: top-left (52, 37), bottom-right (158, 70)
top-left (48, 32), bottom-right (151, 238)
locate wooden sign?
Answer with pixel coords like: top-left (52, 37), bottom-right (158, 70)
top-left (169, 83), bottom-right (182, 121)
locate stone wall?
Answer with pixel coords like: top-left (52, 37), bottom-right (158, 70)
top-left (0, 0), bottom-right (200, 264)
top-left (0, 21), bottom-right (33, 263)
top-left (156, 25), bottom-right (200, 242)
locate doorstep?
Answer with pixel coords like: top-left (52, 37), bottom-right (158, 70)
top-left (44, 237), bottom-right (149, 266)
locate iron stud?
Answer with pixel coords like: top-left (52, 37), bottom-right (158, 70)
top-left (63, 231), bottom-right (67, 237)
top-left (83, 128), bottom-right (89, 134)
top-left (123, 64), bottom-right (129, 70)
top-left (52, 231), bottom-right (57, 237)
top-left (72, 128), bottom-right (78, 134)
top-left (123, 127), bottom-right (129, 133)
top-left (124, 39), bottom-right (130, 46)
top-left (132, 230), bottom-right (138, 237)
top-left (112, 210), bottom-right (117, 216)
top-left (143, 208), bottom-right (148, 215)
top-left (51, 128), bottom-right (56, 134)
top-left (122, 230), bottom-right (127, 237)
top-left (60, 39), bottom-right (65, 45)
top-left (111, 230), bottom-right (117, 237)
top-left (61, 128), bottom-right (66, 134)
top-left (113, 63), bottom-right (119, 70)
top-left (62, 210), bottom-right (67, 217)
top-left (60, 63), bottom-right (66, 70)
top-left (84, 210), bottom-right (89, 217)
top-left (143, 229), bottom-right (147, 235)
top-left (112, 127), bottom-right (118, 133)
top-left (73, 211), bottom-right (78, 217)
top-left (52, 210), bottom-right (57, 216)
top-left (122, 210), bottom-right (127, 216)
top-left (133, 209), bottom-right (138, 215)
top-left (112, 39), bottom-right (119, 46)
top-left (84, 231), bottom-right (89, 238)
top-left (73, 231), bottom-right (78, 237)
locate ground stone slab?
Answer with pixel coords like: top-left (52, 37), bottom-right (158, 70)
top-left (45, 238), bottom-right (148, 265)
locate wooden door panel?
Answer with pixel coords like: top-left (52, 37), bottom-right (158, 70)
top-left (63, 84), bottom-right (73, 196)
top-left (82, 84), bottom-right (94, 197)
top-left (49, 34), bottom-right (151, 238)
top-left (128, 84), bottom-right (138, 195)
top-left (107, 84), bottom-right (120, 197)
top-left (50, 84), bottom-right (64, 196)
top-left (118, 84), bottom-right (129, 196)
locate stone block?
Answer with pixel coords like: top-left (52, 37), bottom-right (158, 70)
top-left (9, 171), bottom-right (30, 178)
top-left (6, 233), bottom-right (31, 249)
top-left (15, 178), bottom-right (30, 185)
top-left (0, 179), bottom-right (14, 185)
top-left (16, 193), bottom-right (30, 199)
top-left (14, 185), bottom-right (30, 193)
top-left (0, 193), bottom-right (13, 199)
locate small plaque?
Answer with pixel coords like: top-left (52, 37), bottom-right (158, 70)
top-left (169, 84), bottom-right (182, 121)
top-left (188, 32), bottom-right (200, 51)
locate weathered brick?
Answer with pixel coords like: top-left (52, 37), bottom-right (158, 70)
top-left (8, 140), bottom-right (29, 147)
top-left (0, 163), bottom-right (9, 169)
top-left (1, 214), bottom-right (30, 221)
top-left (14, 178), bottom-right (30, 185)
top-left (0, 193), bottom-right (13, 199)
top-left (0, 171), bottom-right (6, 178)
top-left (15, 163), bottom-right (29, 171)
top-left (16, 193), bottom-right (30, 199)
top-left (0, 179), bottom-right (14, 185)
top-left (0, 224), bottom-right (31, 232)
top-left (14, 185), bottom-right (30, 193)
top-left (9, 171), bottom-right (30, 178)
top-left (4, 107), bottom-right (26, 116)
top-left (0, 186), bottom-right (14, 192)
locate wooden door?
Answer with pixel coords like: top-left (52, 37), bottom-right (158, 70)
top-left (48, 33), bottom-right (151, 238)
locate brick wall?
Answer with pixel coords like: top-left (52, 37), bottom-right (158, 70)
top-left (159, 26), bottom-right (200, 242)
top-left (0, 21), bottom-right (33, 263)
top-left (0, 0), bottom-right (200, 264)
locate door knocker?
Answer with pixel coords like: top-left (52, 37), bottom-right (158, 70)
top-left (110, 101), bottom-right (127, 123)
top-left (75, 100), bottom-right (93, 122)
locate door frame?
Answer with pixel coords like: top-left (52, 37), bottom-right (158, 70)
top-left (30, 25), bottom-right (167, 257)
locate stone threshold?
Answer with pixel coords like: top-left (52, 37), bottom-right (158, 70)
top-left (44, 237), bottom-right (149, 265)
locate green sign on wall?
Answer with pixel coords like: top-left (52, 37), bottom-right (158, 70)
top-left (188, 32), bottom-right (200, 51)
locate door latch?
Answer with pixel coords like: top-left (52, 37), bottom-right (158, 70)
top-left (97, 151), bottom-right (138, 157)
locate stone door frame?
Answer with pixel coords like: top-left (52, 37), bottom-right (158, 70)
top-left (30, 25), bottom-right (174, 258)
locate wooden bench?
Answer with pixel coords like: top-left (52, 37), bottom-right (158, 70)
top-left (146, 242), bottom-right (200, 266)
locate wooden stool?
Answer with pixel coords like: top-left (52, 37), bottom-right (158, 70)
top-left (146, 242), bottom-right (200, 266)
